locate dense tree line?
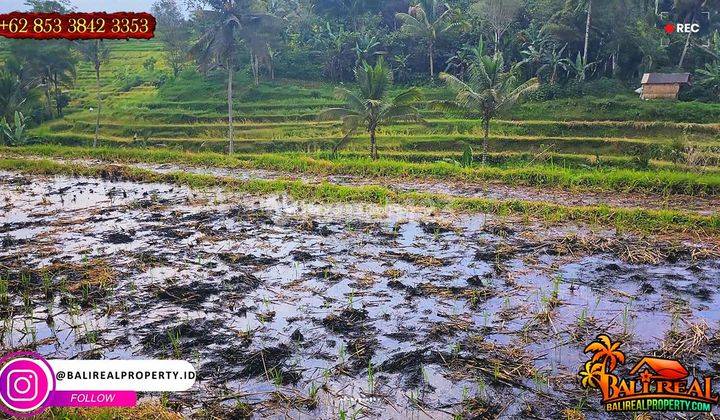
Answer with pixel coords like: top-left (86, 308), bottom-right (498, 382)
top-left (2, 0), bottom-right (720, 149)
top-left (163, 0), bottom-right (720, 91)
top-left (167, 0), bottom-right (720, 155)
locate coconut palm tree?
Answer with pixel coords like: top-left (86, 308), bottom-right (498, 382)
top-left (584, 334), bottom-right (625, 372)
top-left (437, 53), bottom-right (539, 164)
top-left (319, 58), bottom-right (422, 160)
top-left (191, 0), bottom-right (279, 155)
top-left (396, 0), bottom-right (457, 79)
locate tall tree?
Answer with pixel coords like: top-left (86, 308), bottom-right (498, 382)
top-left (674, 0), bottom-right (720, 69)
top-left (241, 14), bottom-right (282, 86)
top-left (24, 0), bottom-right (71, 12)
top-left (582, 0), bottom-right (592, 76)
top-left (152, 0), bottom-right (191, 77)
top-left (396, 0), bottom-right (458, 78)
top-left (23, 0), bottom-right (77, 117)
top-left (319, 58), bottom-right (423, 160)
top-left (45, 44), bottom-right (76, 117)
top-left (471, 0), bottom-right (522, 53)
top-left (437, 53), bottom-right (539, 164)
top-left (77, 40), bottom-right (110, 148)
top-left (191, 0), bottom-right (279, 154)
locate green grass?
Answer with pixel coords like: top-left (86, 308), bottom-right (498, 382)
top-left (5, 145), bottom-right (720, 197)
top-left (29, 130), bottom-right (720, 165)
top-left (2, 156), bottom-right (718, 234)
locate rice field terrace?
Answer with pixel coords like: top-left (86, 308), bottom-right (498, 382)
top-left (3, 39), bottom-right (720, 419)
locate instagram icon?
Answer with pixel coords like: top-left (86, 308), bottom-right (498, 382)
top-left (0, 352), bottom-right (54, 416)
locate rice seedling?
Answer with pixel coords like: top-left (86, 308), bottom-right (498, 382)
top-left (270, 367), bottom-right (283, 388)
top-left (367, 361), bottom-right (375, 394)
top-left (0, 277), bottom-right (8, 306)
top-left (167, 329), bottom-right (182, 357)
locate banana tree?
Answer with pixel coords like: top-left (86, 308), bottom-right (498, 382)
top-left (538, 44), bottom-right (571, 85)
top-left (567, 51), bottom-right (596, 81)
top-left (697, 61), bottom-right (720, 96)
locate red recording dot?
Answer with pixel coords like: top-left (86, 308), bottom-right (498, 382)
top-left (664, 23), bottom-right (676, 34)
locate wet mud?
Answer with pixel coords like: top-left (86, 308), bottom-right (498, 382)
top-left (2, 171), bottom-right (720, 419)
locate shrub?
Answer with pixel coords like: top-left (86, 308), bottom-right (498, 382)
top-left (528, 78), bottom-right (628, 101)
top-left (120, 75), bottom-right (144, 92)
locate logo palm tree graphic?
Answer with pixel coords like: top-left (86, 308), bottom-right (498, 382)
top-left (580, 335), bottom-right (625, 390)
top-left (580, 360), bottom-right (604, 388)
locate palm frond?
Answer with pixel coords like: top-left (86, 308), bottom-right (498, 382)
top-left (395, 13), bottom-right (428, 36)
top-left (380, 104), bottom-right (422, 122)
top-left (391, 87), bottom-right (423, 105)
top-left (428, 100), bottom-right (468, 113)
top-left (438, 72), bottom-right (472, 94)
top-left (318, 107), bottom-right (359, 120)
top-left (340, 114), bottom-right (363, 133)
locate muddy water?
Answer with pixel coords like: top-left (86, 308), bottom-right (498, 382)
top-left (1, 171), bottom-right (720, 419)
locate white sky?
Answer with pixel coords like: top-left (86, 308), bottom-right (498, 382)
top-left (0, 0), bottom-right (157, 13)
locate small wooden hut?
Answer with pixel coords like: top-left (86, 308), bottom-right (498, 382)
top-left (639, 73), bottom-right (691, 100)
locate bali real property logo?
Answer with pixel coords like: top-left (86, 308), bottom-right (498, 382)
top-left (579, 335), bottom-right (718, 413)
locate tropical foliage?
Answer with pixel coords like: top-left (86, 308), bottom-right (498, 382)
top-left (319, 58), bottom-right (422, 159)
top-left (190, 0), bottom-right (281, 154)
top-left (2, 0), bottom-right (720, 148)
top-left (396, 0), bottom-right (459, 78)
top-left (437, 53), bottom-right (539, 163)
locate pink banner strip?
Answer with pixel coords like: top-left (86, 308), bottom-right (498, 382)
top-left (49, 390), bottom-right (137, 407)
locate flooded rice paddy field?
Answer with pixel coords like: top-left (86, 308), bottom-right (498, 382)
top-left (1, 171), bottom-right (720, 419)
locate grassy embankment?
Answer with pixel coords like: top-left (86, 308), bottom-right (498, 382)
top-left (4, 145), bottom-right (720, 197)
top-left (2, 156), bottom-right (719, 234)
